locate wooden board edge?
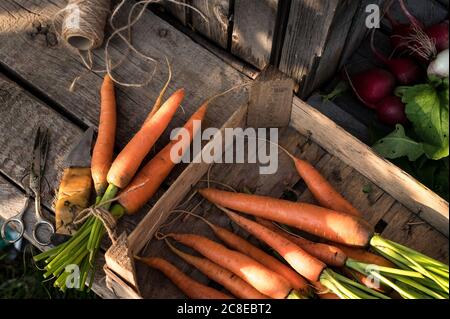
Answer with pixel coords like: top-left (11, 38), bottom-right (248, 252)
top-left (290, 96), bottom-right (449, 237)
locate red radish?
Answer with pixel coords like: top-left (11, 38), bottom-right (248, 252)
top-left (376, 96), bottom-right (408, 126)
top-left (425, 21), bottom-right (449, 52)
top-left (370, 32), bottom-right (423, 85)
top-left (347, 68), bottom-right (396, 109)
top-left (386, 8), bottom-right (423, 54)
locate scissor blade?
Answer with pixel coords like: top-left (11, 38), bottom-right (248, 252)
top-left (64, 127), bottom-right (95, 168)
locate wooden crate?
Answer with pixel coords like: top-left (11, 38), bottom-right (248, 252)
top-left (103, 96), bottom-right (449, 299)
top-left (157, 0), bottom-right (386, 98)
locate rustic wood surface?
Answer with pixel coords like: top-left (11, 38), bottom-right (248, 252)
top-left (0, 0), bottom-right (248, 150)
top-left (191, 0), bottom-right (231, 49)
top-left (301, 0), bottom-right (361, 97)
top-left (161, 0), bottom-right (187, 25)
top-left (231, 0), bottom-right (279, 69)
top-left (279, 0), bottom-right (341, 97)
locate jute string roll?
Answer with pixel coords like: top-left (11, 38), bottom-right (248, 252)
top-left (62, 0), bottom-right (111, 51)
top-left (54, 0), bottom-right (208, 89)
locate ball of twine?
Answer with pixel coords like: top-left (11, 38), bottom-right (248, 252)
top-left (61, 0), bottom-right (111, 51)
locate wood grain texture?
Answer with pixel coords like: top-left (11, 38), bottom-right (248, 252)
top-left (231, 0), bottom-right (279, 69)
top-left (301, 0), bottom-right (360, 97)
top-left (247, 65), bottom-right (294, 128)
top-left (191, 0), bottom-right (230, 49)
top-left (279, 0), bottom-right (340, 96)
top-left (0, 0), bottom-right (247, 153)
top-left (290, 97), bottom-right (449, 236)
top-left (338, 0), bottom-right (386, 69)
top-left (161, 0), bottom-right (187, 25)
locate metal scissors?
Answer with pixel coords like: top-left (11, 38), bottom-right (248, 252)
top-left (1, 126), bottom-right (55, 246)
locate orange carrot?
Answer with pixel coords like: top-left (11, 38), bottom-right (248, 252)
top-left (218, 206), bottom-right (326, 282)
top-left (292, 157), bottom-right (362, 217)
top-left (91, 74), bottom-right (117, 195)
top-left (184, 213), bottom-right (310, 294)
top-left (136, 256), bottom-right (232, 299)
top-left (166, 233), bottom-right (293, 299)
top-left (165, 240), bottom-right (269, 299)
top-left (118, 102), bottom-right (207, 214)
top-left (255, 217), bottom-right (347, 267)
top-left (199, 188), bottom-right (374, 247)
top-left (107, 89), bottom-right (185, 189)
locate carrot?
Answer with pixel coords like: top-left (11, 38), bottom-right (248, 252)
top-left (91, 74), bottom-right (117, 196)
top-left (255, 217), bottom-right (347, 267)
top-left (292, 157), bottom-right (362, 217)
top-left (199, 188), bottom-right (374, 247)
top-left (183, 212), bottom-right (310, 294)
top-left (165, 233), bottom-right (293, 299)
top-left (218, 206), bottom-right (327, 282)
top-left (118, 101), bottom-right (208, 214)
top-left (332, 243), bottom-right (395, 268)
top-left (136, 256), bottom-right (232, 299)
top-left (107, 89), bottom-right (185, 189)
top-left (165, 240), bottom-right (269, 299)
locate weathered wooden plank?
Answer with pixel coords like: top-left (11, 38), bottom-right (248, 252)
top-left (338, 0), bottom-right (386, 69)
top-left (231, 0), bottom-right (279, 69)
top-left (279, 0), bottom-right (341, 96)
top-left (0, 0), bottom-right (247, 154)
top-left (290, 97), bottom-right (449, 236)
top-left (381, 202), bottom-right (449, 264)
top-left (301, 0), bottom-right (361, 97)
top-left (161, 0), bottom-right (187, 25)
top-left (0, 175), bottom-right (117, 298)
top-left (191, 0), bottom-right (230, 49)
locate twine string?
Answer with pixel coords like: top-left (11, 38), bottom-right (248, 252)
top-left (53, 0), bottom-right (209, 89)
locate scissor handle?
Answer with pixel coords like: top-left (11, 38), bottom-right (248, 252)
top-left (33, 220), bottom-right (55, 246)
top-left (1, 218), bottom-right (25, 244)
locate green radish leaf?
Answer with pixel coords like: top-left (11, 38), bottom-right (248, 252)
top-left (373, 125), bottom-right (425, 161)
top-left (401, 81), bottom-right (449, 160)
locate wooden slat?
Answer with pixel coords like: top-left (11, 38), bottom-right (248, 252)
top-left (279, 0), bottom-right (340, 96)
top-left (0, 175), bottom-right (116, 298)
top-left (231, 0), bottom-right (279, 69)
top-left (301, 0), bottom-right (361, 97)
top-left (338, 0), bottom-right (386, 69)
top-left (191, 0), bottom-right (230, 49)
top-left (161, 0), bottom-right (187, 25)
top-left (381, 202), bottom-right (449, 264)
top-left (290, 97), bottom-right (449, 236)
top-left (0, 0), bottom-right (247, 153)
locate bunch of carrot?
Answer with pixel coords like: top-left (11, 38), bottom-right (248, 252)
top-left (138, 150), bottom-right (448, 299)
top-left (34, 71), bottom-right (208, 291)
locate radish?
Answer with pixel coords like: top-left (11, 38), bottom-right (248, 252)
top-left (428, 49), bottom-right (449, 78)
top-left (370, 31), bottom-right (423, 85)
top-left (387, 1), bottom-right (436, 63)
top-left (425, 21), bottom-right (449, 52)
top-left (376, 96), bottom-right (408, 126)
top-left (347, 68), bottom-right (396, 109)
